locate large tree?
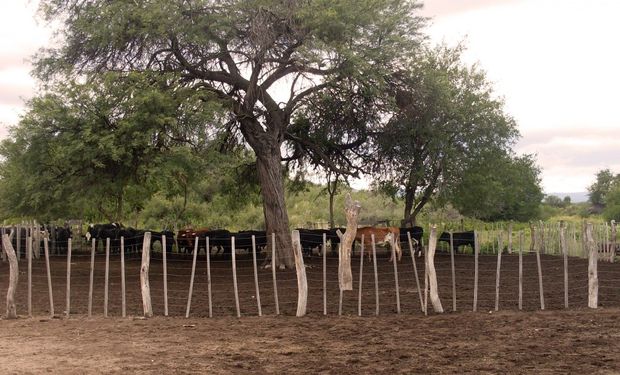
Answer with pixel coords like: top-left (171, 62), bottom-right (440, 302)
top-left (374, 44), bottom-right (519, 226)
top-left (34, 0), bottom-right (425, 267)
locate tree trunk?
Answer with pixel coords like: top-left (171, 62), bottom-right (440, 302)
top-left (402, 186), bottom-right (414, 227)
top-left (256, 148), bottom-right (294, 269)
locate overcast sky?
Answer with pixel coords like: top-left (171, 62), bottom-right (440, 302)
top-left (1, 0), bottom-right (618, 193)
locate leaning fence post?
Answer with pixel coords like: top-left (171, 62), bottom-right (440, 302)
top-left (140, 232), bottom-right (153, 317)
top-left (586, 223), bottom-right (598, 308)
top-left (251, 235), bottom-right (262, 317)
top-left (427, 225), bottom-right (443, 313)
top-left (2, 233), bottom-right (18, 318)
top-left (292, 230), bottom-right (308, 317)
top-left (185, 236), bottom-right (199, 318)
top-left (44, 237), bottom-right (54, 317)
top-left (66, 238), bottom-right (72, 317)
top-left (407, 232), bottom-right (424, 312)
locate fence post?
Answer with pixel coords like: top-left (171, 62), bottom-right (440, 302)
top-left (358, 234), bottom-right (364, 316)
top-left (185, 236), bottom-right (199, 318)
top-left (495, 232), bottom-right (503, 311)
top-left (104, 238), bottom-right (110, 317)
top-left (205, 237), bottom-right (212, 318)
top-left (292, 230), bottom-right (308, 317)
top-left (66, 238), bottom-right (72, 317)
top-left (560, 221), bottom-right (569, 308)
top-left (272, 233), bottom-right (280, 315)
top-left (251, 235), bottom-right (262, 317)
top-left (2, 233), bottom-right (18, 318)
top-left (536, 232), bottom-right (545, 310)
top-left (322, 233), bottom-right (327, 316)
top-left (407, 232), bottom-right (424, 312)
top-left (140, 232), bottom-right (153, 317)
top-left (372, 234), bottom-right (379, 316)
top-left (44, 237), bottom-right (54, 317)
top-left (427, 225), bottom-right (443, 313)
top-left (611, 220), bottom-right (617, 263)
top-left (449, 231), bottom-right (456, 312)
top-left (162, 235), bottom-right (169, 317)
top-left (120, 236), bottom-right (126, 318)
top-left (586, 223), bottom-right (598, 308)
top-left (27, 236), bottom-right (32, 317)
top-left (231, 236), bottom-right (240, 318)
top-left (519, 231), bottom-right (523, 310)
top-left (390, 233), bottom-right (401, 314)
top-left (473, 231), bottom-right (479, 312)
top-left (88, 238), bottom-right (95, 317)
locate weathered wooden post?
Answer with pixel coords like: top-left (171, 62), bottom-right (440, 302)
top-left (231, 236), bottom-right (240, 318)
top-left (44, 237), bottom-right (54, 316)
top-left (162, 235), bottom-right (169, 317)
top-left (291, 230), bottom-right (308, 317)
top-left (358, 234), bottom-right (365, 316)
top-left (205, 237), bottom-right (212, 318)
top-left (518, 231), bottom-right (523, 310)
top-left (66, 238), bottom-right (72, 317)
top-left (272, 233), bottom-right (280, 315)
top-left (390, 232), bottom-right (401, 314)
top-left (339, 194), bottom-right (361, 292)
top-left (251, 235), bottom-right (262, 317)
top-left (449, 231), bottom-right (456, 312)
top-left (586, 223), bottom-right (598, 308)
top-left (186, 236), bottom-right (199, 318)
top-left (536, 230), bottom-right (545, 310)
top-left (27, 236), bottom-right (32, 317)
top-left (140, 232), bottom-right (153, 317)
top-left (120, 236), bottom-right (127, 318)
top-left (322, 232), bottom-right (327, 316)
top-left (560, 221), bottom-right (569, 308)
top-left (372, 234), bottom-right (379, 316)
top-left (88, 238), bottom-right (95, 317)
top-left (473, 231), bottom-right (479, 312)
top-left (407, 232), bottom-right (424, 312)
top-left (104, 238), bottom-right (110, 317)
top-left (427, 225), bottom-right (443, 313)
top-left (2, 233), bottom-right (18, 318)
top-left (495, 232), bottom-right (503, 311)
top-left (611, 220), bottom-right (617, 263)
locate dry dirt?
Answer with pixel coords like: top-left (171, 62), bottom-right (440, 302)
top-left (1, 245), bottom-right (620, 373)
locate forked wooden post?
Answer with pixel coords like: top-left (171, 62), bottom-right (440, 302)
top-left (2, 234), bottom-right (18, 318)
top-left (104, 238), bottom-right (110, 317)
top-left (162, 235), bottom-right (169, 317)
top-left (185, 236), bottom-right (199, 318)
top-left (371, 234), bottom-right (379, 316)
top-left (449, 232), bottom-right (456, 312)
top-left (473, 231), bottom-right (479, 312)
top-left (586, 223), bottom-right (598, 308)
top-left (120, 236), bottom-right (126, 317)
top-left (251, 235), bottom-right (262, 317)
top-left (407, 232), bottom-right (424, 312)
top-left (358, 234), bottom-right (364, 317)
top-left (66, 238), bottom-right (72, 317)
top-left (292, 230), bottom-right (308, 317)
top-left (205, 237), bottom-right (212, 318)
top-left (426, 225), bottom-right (443, 313)
top-left (231, 236), bottom-right (241, 318)
top-left (88, 238), bottom-right (95, 317)
top-left (44, 237), bottom-right (54, 317)
top-left (560, 221), bottom-right (569, 308)
top-left (271, 233), bottom-right (280, 315)
top-left (140, 232), bottom-right (153, 318)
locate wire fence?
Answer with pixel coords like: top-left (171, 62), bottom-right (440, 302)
top-left (0, 222), bottom-right (617, 319)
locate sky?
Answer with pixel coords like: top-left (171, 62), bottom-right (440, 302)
top-left (0, 0), bottom-right (618, 194)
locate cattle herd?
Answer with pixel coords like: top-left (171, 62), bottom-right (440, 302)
top-left (0, 222), bottom-right (480, 259)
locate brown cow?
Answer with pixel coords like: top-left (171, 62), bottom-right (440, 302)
top-left (177, 227), bottom-right (210, 253)
top-left (355, 226), bottom-right (402, 262)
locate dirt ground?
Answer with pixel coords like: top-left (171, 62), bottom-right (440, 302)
top-left (1, 244), bottom-right (620, 373)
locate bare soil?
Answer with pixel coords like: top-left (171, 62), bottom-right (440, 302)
top-left (1, 246), bottom-right (620, 373)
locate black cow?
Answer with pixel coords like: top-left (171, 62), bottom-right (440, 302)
top-left (297, 228), bottom-right (344, 256)
top-left (438, 231), bottom-right (476, 253)
top-left (230, 230), bottom-right (267, 254)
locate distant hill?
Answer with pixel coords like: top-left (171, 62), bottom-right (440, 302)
top-left (547, 192), bottom-right (589, 203)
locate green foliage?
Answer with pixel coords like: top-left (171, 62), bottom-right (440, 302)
top-left (603, 185), bottom-right (620, 221)
top-left (588, 169), bottom-right (620, 206)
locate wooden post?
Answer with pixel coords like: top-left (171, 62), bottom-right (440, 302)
top-left (2, 234), bottom-right (18, 318)
top-left (339, 194), bottom-right (361, 291)
top-left (292, 230), bottom-right (308, 317)
top-left (44, 237), bottom-right (54, 316)
top-left (611, 220), bottom-right (617, 263)
top-left (65, 238), bottom-right (72, 317)
top-left (251, 235), bottom-right (262, 317)
top-left (140, 232), bottom-right (153, 318)
top-left (519, 231), bottom-right (523, 310)
top-left (536, 232), bottom-right (545, 310)
top-left (449, 231), bottom-right (456, 312)
top-left (88, 238), bottom-right (95, 317)
top-left (322, 232), bottom-right (327, 316)
top-left (162, 235), bottom-right (169, 317)
top-left (27, 236), bottom-right (32, 317)
top-left (185, 236), bottom-right (199, 318)
top-left (427, 225), bottom-right (443, 313)
top-left (560, 221), bottom-right (569, 309)
top-left (104, 238), bottom-right (110, 317)
top-left (473, 231), bottom-right (479, 312)
top-left (586, 223), bottom-right (598, 308)
top-left (407, 232), bottom-right (424, 312)
top-left (120, 236), bottom-right (126, 318)
top-left (423, 237), bottom-right (428, 316)
top-left (494, 232), bottom-right (503, 311)
top-left (231, 236), bottom-right (241, 318)
top-left (358, 234), bottom-right (364, 316)
top-left (390, 233), bottom-right (401, 314)
top-left (371, 234), bottom-right (379, 316)
top-left (205, 237), bottom-right (212, 318)
top-left (271, 233), bottom-right (280, 315)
